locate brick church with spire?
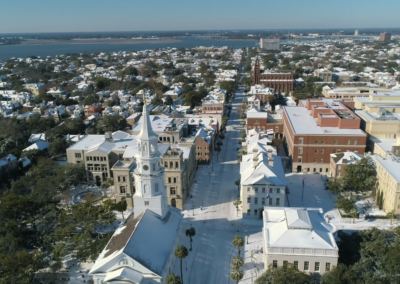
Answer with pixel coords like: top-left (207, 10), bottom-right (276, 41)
top-left (253, 57), bottom-right (294, 93)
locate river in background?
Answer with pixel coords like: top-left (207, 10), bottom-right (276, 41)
top-left (0, 38), bottom-right (258, 61)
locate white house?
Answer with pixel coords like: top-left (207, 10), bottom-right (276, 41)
top-left (262, 207), bottom-right (338, 274)
top-left (240, 148), bottom-right (287, 218)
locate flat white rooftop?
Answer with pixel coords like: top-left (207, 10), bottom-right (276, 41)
top-left (284, 106), bottom-right (366, 136)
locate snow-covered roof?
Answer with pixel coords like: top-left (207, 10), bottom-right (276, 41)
top-left (240, 152), bottom-right (286, 186)
top-left (330, 151), bottom-right (363, 165)
top-left (90, 208), bottom-right (182, 277)
top-left (23, 141), bottom-right (50, 152)
top-left (263, 207), bottom-right (338, 251)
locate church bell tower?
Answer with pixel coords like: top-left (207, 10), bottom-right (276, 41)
top-left (133, 105), bottom-right (168, 219)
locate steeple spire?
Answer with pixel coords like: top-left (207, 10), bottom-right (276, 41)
top-left (137, 104), bottom-right (157, 141)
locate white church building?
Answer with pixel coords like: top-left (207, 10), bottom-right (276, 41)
top-left (89, 105), bottom-right (183, 283)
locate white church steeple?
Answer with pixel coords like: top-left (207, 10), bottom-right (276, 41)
top-left (133, 105), bottom-right (168, 219)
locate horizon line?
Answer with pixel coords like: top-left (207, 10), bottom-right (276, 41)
top-left (1, 27), bottom-right (399, 35)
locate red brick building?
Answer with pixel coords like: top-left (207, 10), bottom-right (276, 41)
top-left (253, 57), bottom-right (294, 93)
top-left (283, 99), bottom-right (367, 173)
top-left (86, 103), bottom-right (103, 118)
top-left (246, 108), bottom-right (283, 138)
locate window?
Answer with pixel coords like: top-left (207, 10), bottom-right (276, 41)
top-left (168, 177), bottom-right (171, 183)
top-left (326, 263), bottom-right (331, 272)
top-left (315, 139), bottom-right (318, 144)
top-left (247, 209), bottom-right (250, 215)
top-left (338, 165), bottom-right (341, 170)
top-left (277, 188), bottom-right (280, 194)
top-left (298, 148), bottom-right (303, 154)
top-left (247, 187), bottom-right (251, 192)
top-left (75, 153), bottom-right (81, 158)
top-left (354, 140), bottom-right (357, 145)
top-left (175, 162), bottom-right (179, 168)
top-left (304, 261), bottom-right (309, 271)
top-left (273, 260), bottom-right (278, 268)
top-left (314, 149), bottom-right (318, 154)
top-left (262, 187), bottom-right (266, 193)
top-left (262, 198), bottom-right (265, 205)
top-left (170, 187), bottom-right (176, 195)
top-left (86, 156), bottom-right (89, 161)
top-left (173, 177), bottom-right (177, 183)
top-left (320, 168), bottom-right (322, 172)
top-left (247, 197), bottom-right (250, 204)
top-left (255, 187), bottom-right (258, 193)
top-left (120, 186), bottom-right (126, 193)
top-left (283, 260), bottom-right (288, 266)
top-left (294, 261), bottom-right (299, 270)
top-left (313, 168), bottom-right (316, 172)
top-left (322, 139), bottom-right (325, 144)
top-left (299, 138), bottom-right (304, 145)
top-left (276, 198), bottom-right (280, 205)
top-left (254, 209), bottom-right (258, 216)
top-left (254, 197), bottom-right (258, 204)
top-left (326, 168), bottom-right (329, 173)
top-left (269, 198), bottom-right (273, 205)
top-left (144, 201), bottom-right (149, 206)
top-left (321, 149), bottom-right (324, 154)
top-left (315, 262), bottom-right (320, 272)
top-left (314, 158), bottom-right (317, 163)
top-left (164, 162), bottom-right (168, 168)
top-left (334, 140), bottom-right (338, 145)
top-left (320, 159), bottom-right (323, 163)
top-left (338, 172), bottom-right (341, 177)
top-left (347, 140), bottom-right (350, 145)
top-left (298, 157), bottom-right (302, 163)
top-left (333, 149), bottom-right (337, 153)
top-left (122, 176), bottom-right (126, 182)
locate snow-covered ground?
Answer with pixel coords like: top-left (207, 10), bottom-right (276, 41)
top-left (286, 173), bottom-right (398, 230)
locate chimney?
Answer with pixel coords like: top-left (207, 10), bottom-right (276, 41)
top-left (253, 157), bottom-right (258, 168)
top-left (267, 149), bottom-right (273, 158)
top-left (342, 158), bottom-right (347, 164)
top-left (78, 134), bottom-right (81, 140)
top-left (252, 148), bottom-right (258, 159)
top-left (268, 157), bottom-right (274, 167)
top-left (67, 134), bottom-right (70, 141)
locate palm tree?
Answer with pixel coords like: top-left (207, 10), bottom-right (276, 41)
top-left (230, 268), bottom-right (244, 284)
top-left (232, 235), bottom-right (244, 256)
top-left (386, 210), bottom-right (398, 225)
top-left (166, 274), bottom-right (181, 284)
top-left (175, 245), bottom-right (189, 284)
top-left (185, 227), bottom-right (196, 251)
top-left (231, 255), bottom-right (244, 269)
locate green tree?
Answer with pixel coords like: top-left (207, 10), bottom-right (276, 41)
top-left (82, 94), bottom-right (97, 106)
top-left (255, 263), bottom-right (311, 284)
top-left (114, 200), bottom-right (128, 220)
top-left (185, 227), bottom-right (196, 251)
top-left (230, 268), bottom-right (244, 284)
top-left (386, 210), bottom-right (397, 225)
top-left (166, 274), bottom-right (181, 284)
top-left (175, 246), bottom-right (189, 284)
top-left (49, 137), bottom-right (68, 157)
top-left (165, 95), bottom-right (174, 106)
top-left (231, 255), bottom-right (244, 268)
top-left (232, 235), bottom-right (244, 256)
top-left (233, 198), bottom-right (242, 216)
top-left (341, 157), bottom-right (377, 193)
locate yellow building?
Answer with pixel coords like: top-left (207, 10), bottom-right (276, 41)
top-left (371, 153), bottom-right (400, 213)
top-left (354, 93), bottom-right (400, 109)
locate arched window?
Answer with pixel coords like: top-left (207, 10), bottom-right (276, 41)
top-left (143, 184), bottom-right (148, 194)
top-left (150, 142), bottom-right (156, 154)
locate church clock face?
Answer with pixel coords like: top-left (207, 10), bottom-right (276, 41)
top-left (143, 165), bottom-right (149, 171)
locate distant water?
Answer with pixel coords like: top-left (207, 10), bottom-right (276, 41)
top-left (0, 38), bottom-right (257, 61)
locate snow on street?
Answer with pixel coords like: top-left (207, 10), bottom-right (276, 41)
top-left (173, 88), bottom-right (263, 284)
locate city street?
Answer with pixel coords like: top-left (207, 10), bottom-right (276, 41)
top-left (173, 87), bottom-right (263, 284)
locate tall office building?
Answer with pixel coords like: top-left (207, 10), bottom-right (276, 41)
top-left (260, 38), bottom-right (280, 50)
top-left (380, 32), bottom-right (391, 42)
